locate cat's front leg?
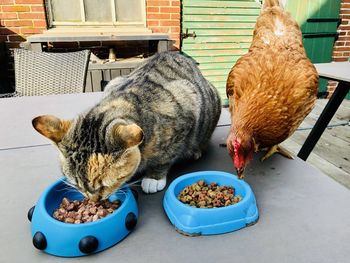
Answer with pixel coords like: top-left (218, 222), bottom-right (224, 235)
top-left (141, 166), bottom-right (168, 194)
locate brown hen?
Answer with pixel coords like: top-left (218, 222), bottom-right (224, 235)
top-left (226, 0), bottom-right (319, 178)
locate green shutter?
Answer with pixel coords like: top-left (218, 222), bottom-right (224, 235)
top-left (181, 0), bottom-right (261, 105)
top-left (286, 0), bottom-right (342, 94)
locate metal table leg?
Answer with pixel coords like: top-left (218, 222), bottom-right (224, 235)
top-left (297, 81), bottom-right (350, 161)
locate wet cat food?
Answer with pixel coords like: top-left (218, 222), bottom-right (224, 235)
top-left (177, 180), bottom-right (242, 208)
top-left (53, 197), bottom-right (121, 224)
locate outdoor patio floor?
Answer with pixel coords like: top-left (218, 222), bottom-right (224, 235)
top-left (281, 98), bottom-right (350, 189)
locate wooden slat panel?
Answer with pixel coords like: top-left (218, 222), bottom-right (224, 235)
top-left (89, 70), bottom-right (103, 92)
top-left (190, 28), bottom-right (253, 36)
top-left (187, 49), bottom-right (248, 57)
top-left (102, 69), bottom-right (112, 81)
top-left (184, 21), bottom-right (256, 29)
top-left (198, 62), bottom-right (237, 70)
top-left (206, 75), bottom-right (229, 82)
top-left (183, 0), bottom-right (261, 9)
top-left (285, 0), bottom-right (341, 33)
top-left (184, 35), bottom-right (253, 43)
top-left (183, 7), bottom-right (260, 15)
top-left (85, 71), bottom-right (93, 92)
top-left (183, 42), bottom-right (251, 50)
top-left (185, 55), bottom-right (242, 64)
top-left (182, 0), bottom-right (259, 103)
top-left (183, 14), bottom-right (258, 22)
top-left (111, 69), bottom-right (122, 78)
top-left (200, 68), bottom-right (232, 76)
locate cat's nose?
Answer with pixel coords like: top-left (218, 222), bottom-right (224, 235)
top-left (86, 193), bottom-right (101, 202)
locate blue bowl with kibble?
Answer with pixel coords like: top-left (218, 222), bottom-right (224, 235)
top-left (163, 171), bottom-right (259, 236)
top-left (27, 179), bottom-right (138, 257)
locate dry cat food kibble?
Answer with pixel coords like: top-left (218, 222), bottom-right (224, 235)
top-left (178, 180), bottom-right (242, 208)
top-left (53, 197), bottom-right (121, 224)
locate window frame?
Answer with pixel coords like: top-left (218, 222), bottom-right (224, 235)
top-left (45, 0), bottom-right (147, 28)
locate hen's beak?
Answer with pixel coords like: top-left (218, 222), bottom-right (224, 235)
top-left (236, 167), bottom-right (245, 179)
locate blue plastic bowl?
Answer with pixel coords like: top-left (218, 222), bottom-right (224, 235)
top-left (28, 179), bottom-right (138, 257)
top-left (163, 171), bottom-right (259, 236)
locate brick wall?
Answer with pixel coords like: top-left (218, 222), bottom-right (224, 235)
top-left (0, 0), bottom-right (47, 49)
top-left (328, 0), bottom-right (350, 94)
top-left (0, 0), bottom-right (181, 50)
top-left (0, 0), bottom-right (47, 90)
top-left (146, 0), bottom-right (181, 50)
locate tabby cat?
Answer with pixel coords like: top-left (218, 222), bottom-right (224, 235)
top-left (32, 52), bottom-right (221, 201)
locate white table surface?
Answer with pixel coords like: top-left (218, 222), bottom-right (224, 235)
top-left (0, 92), bottom-right (104, 150)
top-left (1, 93), bottom-right (350, 263)
top-left (0, 92), bottom-right (231, 150)
top-left (314, 62), bottom-right (350, 82)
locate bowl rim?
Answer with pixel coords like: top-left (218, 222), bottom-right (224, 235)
top-left (166, 170), bottom-right (253, 211)
top-left (37, 179), bottom-right (132, 227)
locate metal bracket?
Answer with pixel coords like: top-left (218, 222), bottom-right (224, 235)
top-left (181, 28), bottom-right (196, 40)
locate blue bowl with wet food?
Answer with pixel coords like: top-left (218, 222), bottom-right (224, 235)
top-left (163, 171), bottom-right (258, 236)
top-left (27, 179), bottom-right (138, 257)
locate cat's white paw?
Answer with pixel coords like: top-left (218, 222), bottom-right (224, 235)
top-left (141, 177), bottom-right (167, 194)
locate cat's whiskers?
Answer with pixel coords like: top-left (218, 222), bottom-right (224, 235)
top-left (125, 179), bottom-right (142, 187)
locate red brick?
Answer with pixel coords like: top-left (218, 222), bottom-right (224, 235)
top-left (0, 27), bottom-right (21, 35)
top-left (333, 46), bottom-right (350, 51)
top-left (30, 5), bottom-right (45, 12)
top-left (18, 12), bottom-right (46, 19)
top-left (0, 0), bottom-right (15, 4)
top-left (333, 57), bottom-right (348, 62)
top-left (15, 0), bottom-right (43, 3)
top-left (335, 41), bottom-right (346, 46)
top-left (159, 20), bottom-right (178, 26)
top-left (0, 35), bottom-right (8, 42)
top-left (333, 51), bottom-right (344, 56)
top-left (2, 20), bottom-right (33, 27)
top-left (150, 27), bottom-right (168, 33)
top-left (147, 1), bottom-right (170, 7)
top-left (160, 7), bottom-right (180, 13)
top-left (2, 5), bottom-right (30, 12)
top-left (338, 36), bottom-right (350, 41)
top-left (33, 20), bottom-right (47, 27)
top-left (171, 13), bottom-right (180, 20)
top-left (146, 7), bottom-right (159, 12)
top-left (7, 35), bottom-right (25, 41)
top-left (340, 9), bottom-right (350, 15)
top-left (341, 19), bottom-right (349, 25)
top-left (147, 20), bottom-right (159, 26)
top-left (340, 14), bottom-right (350, 19)
top-left (170, 27), bottom-right (180, 33)
top-left (147, 13), bottom-right (170, 19)
top-left (79, 41), bottom-right (102, 47)
top-left (339, 26), bottom-right (350, 31)
top-left (0, 13), bottom-right (18, 19)
top-left (169, 33), bottom-right (179, 39)
top-left (51, 42), bottom-right (79, 48)
top-left (171, 1), bottom-right (180, 7)
top-left (21, 27), bottom-right (44, 34)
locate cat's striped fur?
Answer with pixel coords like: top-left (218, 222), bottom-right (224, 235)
top-left (32, 52), bottom-right (221, 200)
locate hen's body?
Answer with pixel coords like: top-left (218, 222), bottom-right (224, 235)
top-left (226, 0), bottom-right (319, 176)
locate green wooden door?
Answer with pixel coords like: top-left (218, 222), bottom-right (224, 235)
top-left (181, 0), bottom-right (261, 104)
top-left (285, 0), bottom-right (342, 94)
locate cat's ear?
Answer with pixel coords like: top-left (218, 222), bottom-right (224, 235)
top-left (32, 115), bottom-right (71, 143)
top-left (112, 123), bottom-right (144, 148)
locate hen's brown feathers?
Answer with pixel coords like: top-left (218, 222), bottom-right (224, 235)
top-left (226, 2), bottom-right (319, 149)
